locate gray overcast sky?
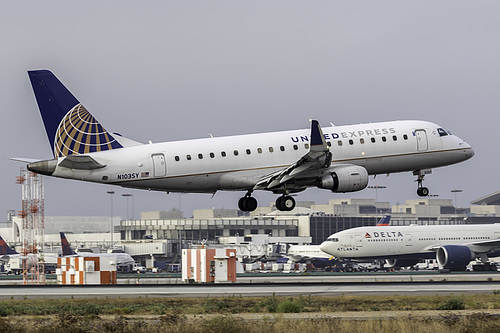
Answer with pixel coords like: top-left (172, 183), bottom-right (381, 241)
top-left (1, 1), bottom-right (498, 219)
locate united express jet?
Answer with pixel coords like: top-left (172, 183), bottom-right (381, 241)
top-left (320, 224), bottom-right (500, 271)
top-left (25, 70), bottom-right (474, 212)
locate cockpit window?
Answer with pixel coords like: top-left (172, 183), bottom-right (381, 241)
top-left (437, 128), bottom-right (449, 137)
top-left (327, 237), bottom-right (339, 242)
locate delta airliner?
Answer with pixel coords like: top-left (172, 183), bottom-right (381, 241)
top-left (320, 224), bottom-right (500, 271)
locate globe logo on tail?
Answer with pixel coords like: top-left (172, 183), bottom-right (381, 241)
top-left (54, 104), bottom-right (122, 157)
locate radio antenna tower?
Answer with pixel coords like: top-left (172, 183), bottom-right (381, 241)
top-left (16, 168), bottom-right (45, 284)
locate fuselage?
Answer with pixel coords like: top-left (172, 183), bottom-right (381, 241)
top-left (320, 224), bottom-right (500, 260)
top-left (287, 245), bottom-right (331, 262)
top-left (47, 120), bottom-right (473, 193)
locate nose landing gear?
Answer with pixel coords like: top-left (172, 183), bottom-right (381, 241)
top-left (414, 169), bottom-right (430, 197)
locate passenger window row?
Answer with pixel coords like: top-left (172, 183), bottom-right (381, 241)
top-left (174, 143), bottom-right (310, 162)
top-left (336, 134), bottom-right (409, 146)
top-left (173, 133), bottom-right (409, 161)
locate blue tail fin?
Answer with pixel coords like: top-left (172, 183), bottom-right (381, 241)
top-left (0, 236), bottom-right (19, 255)
top-left (28, 70), bottom-right (123, 158)
top-left (60, 232), bottom-right (76, 256)
top-left (376, 215), bottom-right (391, 226)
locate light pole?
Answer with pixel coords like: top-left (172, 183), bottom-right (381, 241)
top-left (451, 189), bottom-right (463, 223)
top-left (427, 194), bottom-right (439, 224)
top-left (122, 193), bottom-right (133, 220)
top-left (368, 185), bottom-right (386, 214)
top-left (368, 185), bottom-right (386, 202)
top-left (107, 190), bottom-right (115, 247)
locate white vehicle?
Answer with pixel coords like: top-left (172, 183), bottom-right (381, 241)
top-left (132, 264), bottom-right (147, 274)
top-left (320, 224), bottom-right (500, 271)
top-left (24, 70), bottom-right (473, 211)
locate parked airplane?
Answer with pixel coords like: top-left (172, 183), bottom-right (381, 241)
top-left (289, 215), bottom-right (391, 262)
top-left (287, 245), bottom-right (331, 262)
top-left (0, 236), bottom-right (39, 274)
top-left (320, 224), bottom-right (500, 271)
top-left (60, 232), bottom-right (135, 272)
top-left (0, 236), bottom-right (19, 257)
top-left (286, 245), bottom-right (340, 269)
top-left (25, 70), bottom-right (474, 211)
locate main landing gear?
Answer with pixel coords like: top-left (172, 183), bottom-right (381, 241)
top-left (238, 192), bottom-right (297, 212)
top-left (238, 192), bottom-right (258, 212)
top-left (275, 195), bottom-right (296, 212)
top-left (414, 170), bottom-right (429, 197)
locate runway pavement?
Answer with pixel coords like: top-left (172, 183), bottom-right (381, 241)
top-left (0, 279), bottom-right (499, 299)
top-left (0, 271), bottom-right (499, 299)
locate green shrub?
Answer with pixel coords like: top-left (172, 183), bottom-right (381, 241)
top-left (276, 298), bottom-right (303, 313)
top-left (437, 298), bottom-right (465, 310)
top-left (260, 294), bottom-right (278, 313)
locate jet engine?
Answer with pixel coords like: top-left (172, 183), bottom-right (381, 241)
top-left (385, 259), bottom-right (419, 269)
top-left (318, 165), bottom-right (369, 192)
top-left (436, 245), bottom-right (473, 270)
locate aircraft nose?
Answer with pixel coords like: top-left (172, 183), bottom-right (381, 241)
top-left (467, 146), bottom-right (475, 158)
top-left (320, 241), bottom-right (331, 255)
top-left (462, 142), bottom-right (474, 160)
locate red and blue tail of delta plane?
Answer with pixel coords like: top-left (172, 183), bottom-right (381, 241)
top-left (0, 236), bottom-right (19, 255)
top-left (60, 232), bottom-right (76, 256)
top-left (28, 70), bottom-right (123, 158)
top-left (376, 215), bottom-right (391, 226)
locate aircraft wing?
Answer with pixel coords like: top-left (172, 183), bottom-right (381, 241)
top-left (426, 239), bottom-right (500, 254)
top-left (466, 239), bottom-right (500, 253)
top-left (254, 120), bottom-right (332, 191)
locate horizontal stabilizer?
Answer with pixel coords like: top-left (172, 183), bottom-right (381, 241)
top-left (10, 157), bottom-right (45, 164)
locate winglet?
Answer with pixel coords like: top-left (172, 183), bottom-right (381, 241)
top-left (60, 232), bottom-right (76, 256)
top-left (0, 236), bottom-right (19, 255)
top-left (376, 215), bottom-right (391, 226)
top-left (310, 120), bottom-right (328, 152)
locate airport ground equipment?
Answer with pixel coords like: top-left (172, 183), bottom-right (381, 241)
top-left (56, 256), bottom-right (117, 285)
top-left (182, 248), bottom-right (237, 283)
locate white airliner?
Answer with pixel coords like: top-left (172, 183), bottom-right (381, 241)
top-left (25, 70), bottom-right (474, 211)
top-left (286, 245), bottom-right (337, 268)
top-left (287, 216), bottom-right (391, 263)
top-left (320, 224), bottom-right (500, 271)
top-left (287, 245), bottom-right (332, 262)
top-left (60, 232), bottom-right (135, 272)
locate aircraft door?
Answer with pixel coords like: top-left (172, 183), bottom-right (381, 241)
top-left (405, 234), bottom-right (413, 247)
top-left (355, 235), bottom-right (363, 247)
top-left (152, 154), bottom-right (166, 177)
top-left (415, 130), bottom-right (428, 152)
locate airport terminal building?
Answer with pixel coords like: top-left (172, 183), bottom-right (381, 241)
top-left (3, 194), bottom-right (500, 267)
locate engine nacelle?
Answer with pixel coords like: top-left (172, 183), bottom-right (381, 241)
top-left (436, 245), bottom-right (473, 270)
top-left (319, 165), bottom-right (369, 192)
top-left (385, 259), bottom-right (419, 268)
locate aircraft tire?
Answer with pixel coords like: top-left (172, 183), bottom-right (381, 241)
top-left (276, 196), bottom-right (295, 211)
top-left (275, 197), bottom-right (284, 211)
top-left (239, 196), bottom-right (258, 212)
top-left (417, 187), bottom-right (429, 197)
top-left (283, 196), bottom-right (296, 211)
